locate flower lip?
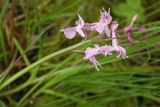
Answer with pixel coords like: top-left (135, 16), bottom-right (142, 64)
top-left (84, 47), bottom-right (102, 71)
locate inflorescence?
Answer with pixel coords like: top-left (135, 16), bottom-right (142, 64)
top-left (60, 8), bottom-right (144, 71)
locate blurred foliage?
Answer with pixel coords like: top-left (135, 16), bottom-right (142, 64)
top-left (0, 101), bottom-right (6, 107)
top-left (113, 0), bottom-right (145, 23)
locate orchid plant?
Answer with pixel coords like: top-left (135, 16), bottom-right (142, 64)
top-left (61, 8), bottom-right (143, 71)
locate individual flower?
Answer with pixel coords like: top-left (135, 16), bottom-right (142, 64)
top-left (124, 14), bottom-right (138, 44)
top-left (84, 47), bottom-right (102, 71)
top-left (60, 13), bottom-right (87, 39)
top-left (124, 15), bottom-right (145, 44)
top-left (85, 8), bottom-right (112, 37)
top-left (111, 21), bottom-right (128, 59)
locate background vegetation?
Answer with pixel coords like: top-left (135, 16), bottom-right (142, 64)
top-left (0, 0), bottom-right (160, 107)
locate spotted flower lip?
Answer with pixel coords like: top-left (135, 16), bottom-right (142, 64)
top-left (60, 13), bottom-right (86, 39)
top-left (100, 8), bottom-right (112, 24)
top-left (84, 47), bottom-right (102, 71)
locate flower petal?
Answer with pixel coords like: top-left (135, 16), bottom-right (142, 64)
top-left (113, 46), bottom-right (128, 59)
top-left (91, 22), bottom-right (105, 34)
top-left (60, 27), bottom-right (76, 39)
top-left (110, 21), bottom-right (119, 31)
top-left (87, 56), bottom-right (102, 71)
top-left (84, 47), bottom-right (99, 59)
top-left (77, 13), bottom-right (85, 26)
top-left (76, 27), bottom-right (86, 37)
top-left (84, 23), bottom-right (97, 31)
top-left (104, 25), bottom-right (111, 37)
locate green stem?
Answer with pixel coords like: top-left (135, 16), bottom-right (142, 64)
top-left (0, 40), bottom-right (91, 90)
top-left (14, 38), bottom-right (30, 66)
top-left (0, 25), bottom-right (8, 66)
top-left (18, 80), bottom-right (42, 105)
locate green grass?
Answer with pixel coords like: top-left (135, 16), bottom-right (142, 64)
top-left (0, 0), bottom-right (160, 107)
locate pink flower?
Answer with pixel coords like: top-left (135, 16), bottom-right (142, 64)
top-left (60, 13), bottom-right (86, 39)
top-left (85, 8), bottom-right (112, 37)
top-left (84, 47), bottom-right (102, 71)
top-left (111, 21), bottom-right (128, 59)
top-left (124, 27), bottom-right (135, 44)
top-left (124, 14), bottom-right (138, 44)
top-left (124, 15), bottom-right (145, 44)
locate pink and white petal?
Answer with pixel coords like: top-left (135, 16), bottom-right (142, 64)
top-left (110, 21), bottom-right (119, 31)
top-left (84, 48), bottom-right (99, 59)
top-left (60, 27), bottom-right (76, 39)
top-left (104, 25), bottom-right (111, 37)
top-left (88, 57), bottom-right (102, 71)
top-left (76, 27), bottom-right (86, 38)
top-left (84, 23), bottom-right (97, 31)
top-left (115, 46), bottom-right (128, 59)
top-left (100, 45), bottom-right (113, 56)
top-left (91, 22), bottom-right (105, 34)
top-left (106, 15), bottom-right (112, 24)
top-left (77, 13), bottom-right (85, 26)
